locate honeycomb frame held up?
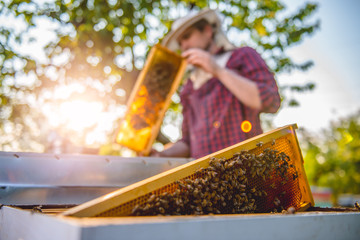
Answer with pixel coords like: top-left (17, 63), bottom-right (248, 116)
top-left (62, 124), bottom-right (314, 217)
top-left (116, 44), bottom-right (187, 156)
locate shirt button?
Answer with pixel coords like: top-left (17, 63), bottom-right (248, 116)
top-left (213, 121), bottom-right (221, 128)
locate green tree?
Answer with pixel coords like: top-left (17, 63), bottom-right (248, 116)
top-left (0, 0), bottom-right (319, 152)
top-left (300, 110), bottom-right (360, 205)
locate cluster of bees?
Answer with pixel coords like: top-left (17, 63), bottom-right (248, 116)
top-left (129, 61), bottom-right (175, 130)
top-left (145, 62), bottom-right (175, 100)
top-left (132, 142), bottom-right (300, 216)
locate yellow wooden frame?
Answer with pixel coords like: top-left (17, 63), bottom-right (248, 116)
top-left (63, 124), bottom-right (314, 218)
top-left (116, 44), bottom-right (187, 155)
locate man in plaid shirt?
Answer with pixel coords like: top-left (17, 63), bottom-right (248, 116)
top-left (155, 8), bottom-right (280, 158)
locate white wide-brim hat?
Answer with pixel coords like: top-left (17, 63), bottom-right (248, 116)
top-left (162, 8), bottom-right (235, 52)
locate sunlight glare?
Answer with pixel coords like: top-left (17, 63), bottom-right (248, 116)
top-left (59, 100), bottom-right (104, 131)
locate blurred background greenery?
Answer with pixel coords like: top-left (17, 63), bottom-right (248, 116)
top-left (1, 0), bottom-right (359, 206)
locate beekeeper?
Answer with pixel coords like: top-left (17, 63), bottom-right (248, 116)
top-left (153, 8), bottom-right (281, 158)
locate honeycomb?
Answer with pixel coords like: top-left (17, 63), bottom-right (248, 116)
top-left (116, 44), bottom-right (186, 155)
top-left (63, 125), bottom-right (314, 218)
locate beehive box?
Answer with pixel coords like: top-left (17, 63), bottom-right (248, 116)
top-left (63, 124), bottom-right (314, 217)
top-left (116, 44), bottom-right (187, 155)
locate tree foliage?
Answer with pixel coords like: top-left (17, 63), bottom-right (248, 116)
top-left (0, 0), bottom-right (319, 152)
top-left (300, 110), bottom-right (360, 204)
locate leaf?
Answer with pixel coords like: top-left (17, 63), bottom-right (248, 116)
top-left (288, 99), bottom-right (299, 107)
top-left (254, 18), bottom-right (268, 37)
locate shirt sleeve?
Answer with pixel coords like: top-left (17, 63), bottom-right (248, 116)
top-left (229, 47), bottom-right (281, 113)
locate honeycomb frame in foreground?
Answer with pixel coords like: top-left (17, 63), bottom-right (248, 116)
top-left (62, 124), bottom-right (314, 217)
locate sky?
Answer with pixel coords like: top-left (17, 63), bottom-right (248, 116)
top-left (273, 0), bottom-right (360, 132)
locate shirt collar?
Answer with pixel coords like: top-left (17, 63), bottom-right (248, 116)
top-left (214, 46), bottom-right (225, 55)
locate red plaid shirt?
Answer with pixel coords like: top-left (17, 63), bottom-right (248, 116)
top-left (179, 47), bottom-right (281, 158)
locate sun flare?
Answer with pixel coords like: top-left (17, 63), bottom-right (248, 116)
top-left (57, 100), bottom-right (104, 131)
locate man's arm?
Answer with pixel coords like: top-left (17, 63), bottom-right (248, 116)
top-left (214, 66), bottom-right (262, 110)
top-left (182, 48), bottom-right (263, 110)
top-left (151, 92), bottom-right (191, 158)
top-left (151, 141), bottom-right (190, 158)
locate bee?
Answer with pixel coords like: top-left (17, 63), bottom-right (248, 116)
top-left (228, 160), bottom-right (235, 169)
top-left (132, 204), bottom-right (141, 214)
top-left (148, 194), bottom-right (156, 202)
top-left (273, 197), bottom-right (281, 206)
top-left (195, 206), bottom-right (202, 212)
top-left (196, 167), bottom-right (204, 174)
top-left (256, 142), bottom-right (263, 147)
top-left (185, 179), bottom-right (192, 184)
top-left (201, 199), bottom-right (209, 207)
top-left (158, 207), bottom-right (165, 214)
top-left (175, 198), bottom-right (183, 207)
top-left (355, 202), bottom-right (360, 210)
top-left (272, 208), bottom-right (278, 213)
top-left (193, 188), bottom-right (200, 197)
top-left (271, 139), bottom-right (276, 146)
top-left (210, 183), bottom-right (218, 190)
top-left (287, 206), bottom-right (296, 214)
top-left (32, 206), bottom-right (42, 213)
top-left (293, 172), bottom-right (299, 180)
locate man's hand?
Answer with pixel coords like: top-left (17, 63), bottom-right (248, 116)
top-left (137, 149), bottom-right (161, 157)
top-left (140, 141), bottom-right (190, 158)
top-left (148, 149), bottom-right (161, 157)
top-left (183, 48), bottom-right (262, 110)
top-left (182, 48), bottom-right (221, 76)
